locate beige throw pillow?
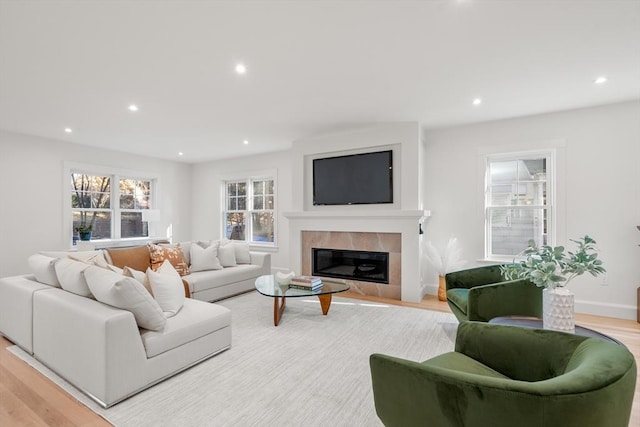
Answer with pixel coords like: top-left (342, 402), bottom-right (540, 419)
top-left (218, 240), bottom-right (237, 267)
top-left (83, 266), bottom-right (166, 331)
top-left (28, 254), bottom-right (61, 287)
top-left (190, 242), bottom-right (223, 272)
top-left (146, 260), bottom-right (185, 318)
top-left (123, 266), bottom-right (153, 295)
top-left (54, 258), bottom-right (93, 297)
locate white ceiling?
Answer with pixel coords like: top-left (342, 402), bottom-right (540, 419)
top-left (1, 0), bottom-right (639, 163)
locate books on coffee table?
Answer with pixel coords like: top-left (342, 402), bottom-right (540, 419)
top-left (289, 276), bottom-right (323, 290)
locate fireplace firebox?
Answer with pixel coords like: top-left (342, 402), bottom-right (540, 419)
top-left (312, 248), bottom-right (389, 284)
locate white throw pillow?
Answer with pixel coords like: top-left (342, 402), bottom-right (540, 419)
top-left (69, 253), bottom-right (109, 268)
top-left (83, 266), bottom-right (166, 331)
top-left (145, 260), bottom-right (185, 318)
top-left (190, 242), bottom-right (223, 272)
top-left (234, 241), bottom-right (251, 264)
top-left (218, 240), bottom-right (237, 267)
top-left (28, 254), bottom-right (60, 287)
top-left (123, 266), bottom-right (153, 295)
top-left (54, 258), bottom-right (93, 297)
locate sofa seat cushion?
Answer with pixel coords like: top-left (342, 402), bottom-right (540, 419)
top-left (447, 288), bottom-right (469, 316)
top-left (183, 265), bottom-right (263, 293)
top-left (140, 299), bottom-right (231, 358)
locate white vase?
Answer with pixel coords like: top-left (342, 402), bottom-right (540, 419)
top-left (275, 271), bottom-right (295, 285)
top-left (543, 287), bottom-right (575, 333)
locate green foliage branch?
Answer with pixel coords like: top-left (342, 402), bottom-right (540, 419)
top-left (500, 235), bottom-right (605, 289)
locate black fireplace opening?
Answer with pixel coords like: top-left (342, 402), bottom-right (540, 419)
top-left (312, 248), bottom-right (389, 284)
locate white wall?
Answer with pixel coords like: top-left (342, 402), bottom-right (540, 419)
top-left (190, 150), bottom-right (293, 271)
top-left (0, 130), bottom-right (192, 277)
top-left (423, 100), bottom-right (640, 320)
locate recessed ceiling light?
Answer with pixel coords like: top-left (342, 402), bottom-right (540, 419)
top-left (128, 104), bottom-right (139, 112)
top-left (594, 76), bottom-right (608, 84)
top-left (178, 152), bottom-right (184, 156)
top-left (473, 98), bottom-right (482, 106)
top-left (235, 63), bottom-right (247, 75)
top-left (243, 140), bottom-right (249, 145)
top-left (64, 127), bottom-right (73, 133)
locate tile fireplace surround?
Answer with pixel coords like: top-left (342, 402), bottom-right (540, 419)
top-left (283, 210), bottom-right (429, 302)
top-left (302, 231), bottom-right (401, 299)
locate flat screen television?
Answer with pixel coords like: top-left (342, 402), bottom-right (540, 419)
top-left (313, 150), bottom-right (393, 205)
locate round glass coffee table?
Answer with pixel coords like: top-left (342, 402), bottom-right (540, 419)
top-left (255, 275), bottom-right (350, 326)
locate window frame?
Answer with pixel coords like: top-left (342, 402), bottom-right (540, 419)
top-left (484, 149), bottom-right (556, 261)
top-left (222, 173), bottom-right (276, 247)
top-left (64, 162), bottom-right (159, 247)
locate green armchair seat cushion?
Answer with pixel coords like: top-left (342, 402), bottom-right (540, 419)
top-left (370, 321), bottom-right (636, 427)
top-left (445, 265), bottom-right (542, 322)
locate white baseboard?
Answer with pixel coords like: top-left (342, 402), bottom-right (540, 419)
top-left (422, 284), bottom-right (438, 297)
top-left (575, 299), bottom-right (637, 321)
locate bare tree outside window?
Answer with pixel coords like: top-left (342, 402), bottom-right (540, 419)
top-left (70, 172), bottom-right (155, 243)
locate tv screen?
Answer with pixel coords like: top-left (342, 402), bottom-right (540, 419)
top-left (313, 150), bottom-right (393, 205)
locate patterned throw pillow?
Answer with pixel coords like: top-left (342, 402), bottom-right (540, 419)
top-left (148, 243), bottom-right (190, 276)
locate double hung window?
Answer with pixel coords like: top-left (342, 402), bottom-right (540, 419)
top-left (70, 172), bottom-right (154, 243)
top-left (224, 178), bottom-right (275, 244)
top-left (485, 151), bottom-right (554, 259)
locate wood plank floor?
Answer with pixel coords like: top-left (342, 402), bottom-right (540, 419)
top-left (1, 293), bottom-right (638, 426)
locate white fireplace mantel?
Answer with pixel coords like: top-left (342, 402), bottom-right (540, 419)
top-left (283, 209), bottom-right (430, 302)
top-left (283, 210), bottom-right (431, 221)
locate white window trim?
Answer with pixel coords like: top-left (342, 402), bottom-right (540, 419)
top-left (220, 168), bottom-right (278, 248)
top-left (482, 148), bottom-right (557, 262)
top-left (63, 161), bottom-right (160, 248)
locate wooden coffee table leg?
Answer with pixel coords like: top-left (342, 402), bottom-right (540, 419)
top-left (318, 294), bottom-right (332, 315)
top-left (273, 296), bottom-right (286, 326)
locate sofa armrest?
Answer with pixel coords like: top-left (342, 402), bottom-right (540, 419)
top-left (249, 252), bottom-right (271, 275)
top-left (33, 288), bottom-right (150, 406)
top-left (466, 279), bottom-right (542, 321)
top-left (0, 274), bottom-right (51, 353)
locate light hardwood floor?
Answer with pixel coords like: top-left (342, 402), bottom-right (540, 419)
top-left (1, 293), bottom-right (638, 426)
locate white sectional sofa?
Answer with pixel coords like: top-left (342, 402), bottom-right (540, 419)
top-left (0, 240), bottom-right (271, 407)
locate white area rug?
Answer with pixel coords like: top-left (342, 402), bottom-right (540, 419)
top-left (10, 292), bottom-right (458, 427)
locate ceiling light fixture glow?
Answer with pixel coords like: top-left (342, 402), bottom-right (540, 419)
top-left (128, 104), bottom-right (139, 112)
top-left (178, 152), bottom-right (184, 156)
top-left (235, 63), bottom-right (247, 75)
top-left (243, 140), bottom-right (249, 145)
top-left (473, 98), bottom-right (482, 106)
top-left (594, 76), bottom-right (608, 84)
top-left (64, 127), bottom-right (73, 133)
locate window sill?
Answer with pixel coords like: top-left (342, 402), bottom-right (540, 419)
top-left (477, 257), bottom-right (521, 264)
top-left (72, 236), bottom-right (168, 250)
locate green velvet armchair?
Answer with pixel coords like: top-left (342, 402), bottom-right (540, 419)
top-left (445, 264), bottom-right (542, 322)
top-left (370, 321), bottom-right (636, 427)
